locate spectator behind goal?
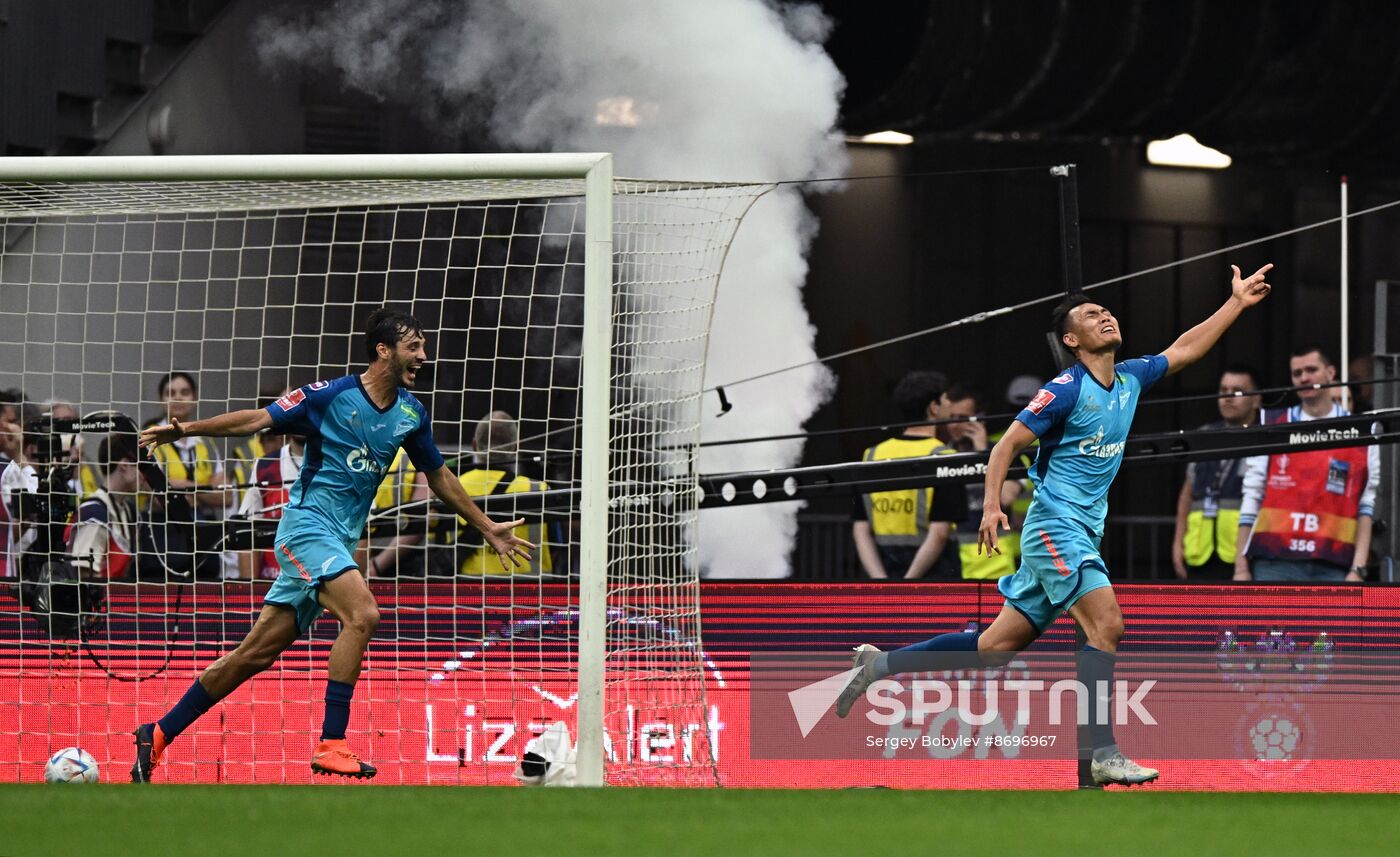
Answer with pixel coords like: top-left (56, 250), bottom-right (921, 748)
top-left (939, 383), bottom-right (1029, 580)
top-left (145, 371), bottom-right (226, 579)
top-left (1237, 345), bottom-right (1379, 582)
top-left (1170, 365), bottom-right (1261, 580)
top-left (66, 434), bottom-right (145, 580)
top-left (455, 411), bottom-right (552, 575)
top-left (851, 370), bottom-right (966, 580)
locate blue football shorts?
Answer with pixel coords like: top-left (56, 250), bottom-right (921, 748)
top-left (996, 519), bottom-right (1112, 634)
top-left (264, 528), bottom-right (359, 635)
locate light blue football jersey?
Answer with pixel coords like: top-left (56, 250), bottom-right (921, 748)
top-left (264, 375), bottom-right (444, 546)
top-left (1014, 354), bottom-right (1169, 538)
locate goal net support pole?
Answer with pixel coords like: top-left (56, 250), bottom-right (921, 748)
top-left (577, 154), bottom-right (612, 787)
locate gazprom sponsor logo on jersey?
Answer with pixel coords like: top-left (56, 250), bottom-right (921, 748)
top-left (1288, 427), bottom-right (1361, 445)
top-left (346, 445), bottom-right (387, 475)
top-left (1078, 427), bottom-right (1126, 459)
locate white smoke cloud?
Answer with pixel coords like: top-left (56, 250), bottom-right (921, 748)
top-left (257, 0), bottom-right (846, 577)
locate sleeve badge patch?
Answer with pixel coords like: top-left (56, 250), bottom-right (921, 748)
top-left (1026, 389), bottom-right (1056, 415)
top-left (1051, 373), bottom-right (1074, 385)
top-left (274, 388), bottom-right (306, 411)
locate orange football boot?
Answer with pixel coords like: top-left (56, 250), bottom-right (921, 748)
top-left (310, 739), bottom-right (378, 779)
top-left (131, 722), bottom-right (169, 783)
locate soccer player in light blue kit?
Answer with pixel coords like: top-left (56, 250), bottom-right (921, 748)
top-left (132, 309), bottom-right (535, 781)
top-left (837, 264), bottom-right (1274, 786)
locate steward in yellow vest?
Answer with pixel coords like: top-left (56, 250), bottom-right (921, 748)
top-left (1179, 443), bottom-right (1246, 576)
top-left (852, 434), bottom-right (965, 579)
top-left (951, 429), bottom-right (1033, 580)
top-left (146, 434), bottom-right (224, 509)
top-left (937, 385), bottom-right (1031, 580)
top-left (1172, 367), bottom-right (1261, 579)
top-left (145, 372), bottom-right (228, 517)
top-left (228, 432), bottom-right (268, 488)
top-left (456, 466), bottom-right (552, 575)
top-left (449, 411), bottom-right (552, 576)
top-left (363, 447), bottom-right (436, 577)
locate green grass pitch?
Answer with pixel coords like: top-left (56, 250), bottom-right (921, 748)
top-left (4, 785), bottom-right (1399, 856)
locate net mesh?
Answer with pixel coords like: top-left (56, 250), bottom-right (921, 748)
top-left (0, 173), bottom-right (769, 785)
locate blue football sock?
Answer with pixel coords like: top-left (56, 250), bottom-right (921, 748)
top-left (884, 631), bottom-right (983, 677)
top-left (1078, 645), bottom-right (1117, 754)
top-left (157, 678), bottom-right (216, 741)
top-left (320, 680), bottom-right (355, 741)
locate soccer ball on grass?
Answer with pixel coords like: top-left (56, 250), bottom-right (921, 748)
top-left (45, 747), bottom-right (99, 783)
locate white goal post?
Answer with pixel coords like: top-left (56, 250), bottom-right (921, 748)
top-left (0, 154), bottom-right (769, 786)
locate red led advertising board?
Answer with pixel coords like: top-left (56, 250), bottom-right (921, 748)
top-left (3, 582), bottom-right (1397, 790)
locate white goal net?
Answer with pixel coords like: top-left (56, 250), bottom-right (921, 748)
top-left (0, 154), bottom-right (768, 786)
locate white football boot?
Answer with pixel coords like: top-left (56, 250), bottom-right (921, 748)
top-left (1091, 750), bottom-right (1160, 786)
top-left (834, 644), bottom-right (882, 718)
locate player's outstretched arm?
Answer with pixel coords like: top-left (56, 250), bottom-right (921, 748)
top-left (1162, 263), bottom-right (1273, 376)
top-left (139, 408), bottom-right (273, 450)
top-left (423, 465), bottom-right (535, 567)
top-left (978, 421), bottom-right (1037, 555)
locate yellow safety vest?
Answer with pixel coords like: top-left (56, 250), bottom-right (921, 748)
top-left (1183, 448), bottom-right (1247, 566)
top-left (147, 435), bottom-right (219, 519)
top-left (457, 468), bottom-right (552, 575)
top-left (78, 462), bottom-right (103, 500)
top-left (959, 540), bottom-right (1017, 579)
top-left (1184, 501), bottom-right (1241, 566)
top-left (952, 429), bottom-right (1032, 580)
top-left (860, 436), bottom-right (951, 547)
top-left (149, 436), bottom-right (219, 486)
top-left (373, 448), bottom-right (416, 511)
top-left (228, 434), bottom-right (268, 486)
top-left (1000, 439), bottom-right (1035, 572)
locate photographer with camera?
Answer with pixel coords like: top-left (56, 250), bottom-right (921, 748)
top-left (3, 411), bottom-right (54, 582)
top-left (0, 389), bottom-right (28, 581)
top-left (67, 434), bottom-right (145, 581)
top-left (144, 371), bottom-right (227, 580)
top-left (2, 411), bottom-right (88, 636)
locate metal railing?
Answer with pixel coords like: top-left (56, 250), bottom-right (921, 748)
top-left (790, 512), bottom-right (1179, 580)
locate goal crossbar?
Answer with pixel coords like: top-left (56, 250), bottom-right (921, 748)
top-left (0, 153), bottom-right (615, 183)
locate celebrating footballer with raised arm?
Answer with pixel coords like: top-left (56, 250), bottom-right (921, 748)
top-left (836, 264), bottom-right (1273, 786)
top-left (132, 308), bottom-right (535, 782)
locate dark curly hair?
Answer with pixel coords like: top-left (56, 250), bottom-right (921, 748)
top-left (892, 370), bottom-right (948, 422)
top-left (364, 307), bottom-right (424, 362)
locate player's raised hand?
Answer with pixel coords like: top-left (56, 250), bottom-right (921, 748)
top-left (139, 417), bottom-right (186, 450)
top-left (977, 506), bottom-right (1009, 556)
top-left (484, 518), bottom-right (536, 567)
top-left (1230, 263), bottom-right (1273, 306)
